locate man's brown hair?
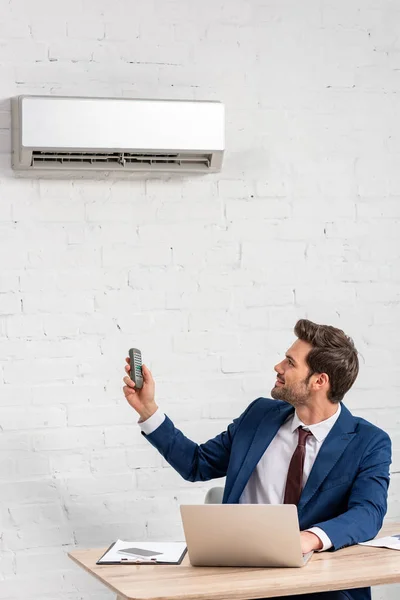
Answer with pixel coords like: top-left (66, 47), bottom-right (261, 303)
top-left (294, 319), bottom-right (359, 403)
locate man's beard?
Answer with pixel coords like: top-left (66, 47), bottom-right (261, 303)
top-left (271, 379), bottom-right (310, 407)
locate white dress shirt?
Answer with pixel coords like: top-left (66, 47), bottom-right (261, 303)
top-left (139, 403), bottom-right (342, 551)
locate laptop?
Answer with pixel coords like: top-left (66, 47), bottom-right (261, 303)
top-left (180, 504), bottom-right (313, 567)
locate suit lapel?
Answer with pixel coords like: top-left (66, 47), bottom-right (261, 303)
top-left (297, 403), bottom-right (357, 512)
top-left (226, 403), bottom-right (294, 503)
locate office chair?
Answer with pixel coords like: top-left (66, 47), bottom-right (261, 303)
top-left (204, 486), bottom-right (224, 504)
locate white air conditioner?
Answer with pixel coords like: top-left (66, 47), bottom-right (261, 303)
top-left (11, 95), bottom-right (225, 174)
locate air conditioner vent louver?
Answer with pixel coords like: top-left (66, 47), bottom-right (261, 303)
top-left (31, 150), bottom-right (212, 169)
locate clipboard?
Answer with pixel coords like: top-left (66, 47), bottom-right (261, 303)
top-left (96, 540), bottom-right (187, 565)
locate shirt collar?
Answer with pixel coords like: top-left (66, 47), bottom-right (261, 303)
top-left (291, 403), bottom-right (342, 442)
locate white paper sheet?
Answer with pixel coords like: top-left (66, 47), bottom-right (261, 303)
top-left (359, 534), bottom-right (400, 551)
top-left (97, 539), bottom-right (187, 564)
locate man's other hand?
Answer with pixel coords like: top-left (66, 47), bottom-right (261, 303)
top-left (300, 531), bottom-right (323, 554)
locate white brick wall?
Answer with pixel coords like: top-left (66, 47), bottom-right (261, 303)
top-left (0, 0), bottom-right (399, 598)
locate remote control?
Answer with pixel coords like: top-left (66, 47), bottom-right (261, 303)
top-left (129, 348), bottom-right (144, 390)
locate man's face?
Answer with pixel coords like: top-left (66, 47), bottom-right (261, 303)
top-left (271, 339), bottom-right (314, 406)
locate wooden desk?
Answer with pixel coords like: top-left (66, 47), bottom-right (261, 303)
top-left (68, 523), bottom-right (400, 600)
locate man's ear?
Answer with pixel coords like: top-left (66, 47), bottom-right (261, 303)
top-left (315, 372), bottom-right (329, 390)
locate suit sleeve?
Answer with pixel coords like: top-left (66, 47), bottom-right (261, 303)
top-left (311, 429), bottom-right (392, 550)
top-left (141, 399), bottom-right (259, 482)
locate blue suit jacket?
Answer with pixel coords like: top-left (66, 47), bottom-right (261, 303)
top-left (144, 398), bottom-right (391, 600)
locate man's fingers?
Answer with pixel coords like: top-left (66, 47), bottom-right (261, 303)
top-left (123, 385), bottom-right (136, 397)
top-left (123, 376), bottom-right (135, 388)
top-left (125, 357), bottom-right (130, 364)
top-left (124, 364), bottom-right (130, 373)
top-left (141, 364), bottom-right (153, 382)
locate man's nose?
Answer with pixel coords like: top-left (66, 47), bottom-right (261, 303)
top-left (274, 362), bottom-right (283, 374)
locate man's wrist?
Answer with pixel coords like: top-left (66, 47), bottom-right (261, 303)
top-left (301, 530), bottom-right (323, 552)
top-left (139, 404), bottom-right (159, 422)
top-left (308, 531), bottom-right (323, 551)
top-left (306, 527), bottom-right (332, 552)
top-left (139, 408), bottom-right (165, 435)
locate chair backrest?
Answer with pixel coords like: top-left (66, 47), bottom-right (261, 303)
top-left (204, 486), bottom-right (224, 504)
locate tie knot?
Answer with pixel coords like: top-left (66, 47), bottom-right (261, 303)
top-left (298, 427), bottom-right (312, 446)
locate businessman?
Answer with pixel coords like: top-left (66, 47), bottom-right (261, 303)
top-left (123, 319), bottom-right (391, 600)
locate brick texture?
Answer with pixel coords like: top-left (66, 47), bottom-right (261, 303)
top-left (0, 1), bottom-right (399, 599)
